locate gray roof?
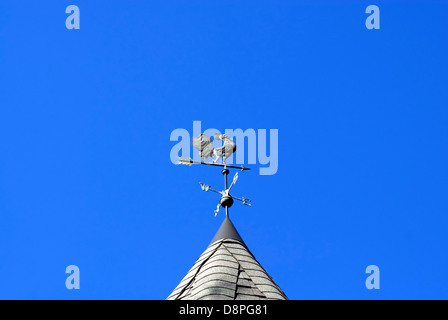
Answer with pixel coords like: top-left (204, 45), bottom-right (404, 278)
top-left (167, 216), bottom-right (288, 300)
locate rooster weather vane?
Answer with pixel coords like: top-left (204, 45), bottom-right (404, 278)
top-left (177, 132), bottom-right (252, 217)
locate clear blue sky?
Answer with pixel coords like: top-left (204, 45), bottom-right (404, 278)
top-left (0, 1), bottom-right (447, 299)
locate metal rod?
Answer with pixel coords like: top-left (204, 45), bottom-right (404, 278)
top-left (209, 188), bottom-right (224, 195)
top-left (224, 171), bottom-right (228, 189)
top-left (177, 157), bottom-right (250, 171)
top-left (223, 168), bottom-right (229, 217)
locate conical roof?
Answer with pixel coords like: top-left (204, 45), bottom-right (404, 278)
top-left (167, 216), bottom-right (287, 300)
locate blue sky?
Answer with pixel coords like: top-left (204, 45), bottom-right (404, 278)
top-left (0, 1), bottom-right (447, 299)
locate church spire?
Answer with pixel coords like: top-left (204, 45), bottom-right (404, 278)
top-left (167, 214), bottom-right (288, 300)
top-left (169, 131), bottom-right (287, 300)
top-left (210, 214), bottom-right (244, 245)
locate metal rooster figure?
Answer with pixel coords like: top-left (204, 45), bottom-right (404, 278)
top-left (176, 132), bottom-right (252, 217)
top-left (192, 133), bottom-right (237, 164)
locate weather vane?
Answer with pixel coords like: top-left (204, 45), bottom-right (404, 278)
top-left (177, 132), bottom-right (252, 217)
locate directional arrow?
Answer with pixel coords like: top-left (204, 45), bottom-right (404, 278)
top-left (177, 157), bottom-right (250, 171)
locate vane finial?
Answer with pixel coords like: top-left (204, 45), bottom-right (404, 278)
top-left (176, 132), bottom-right (252, 217)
